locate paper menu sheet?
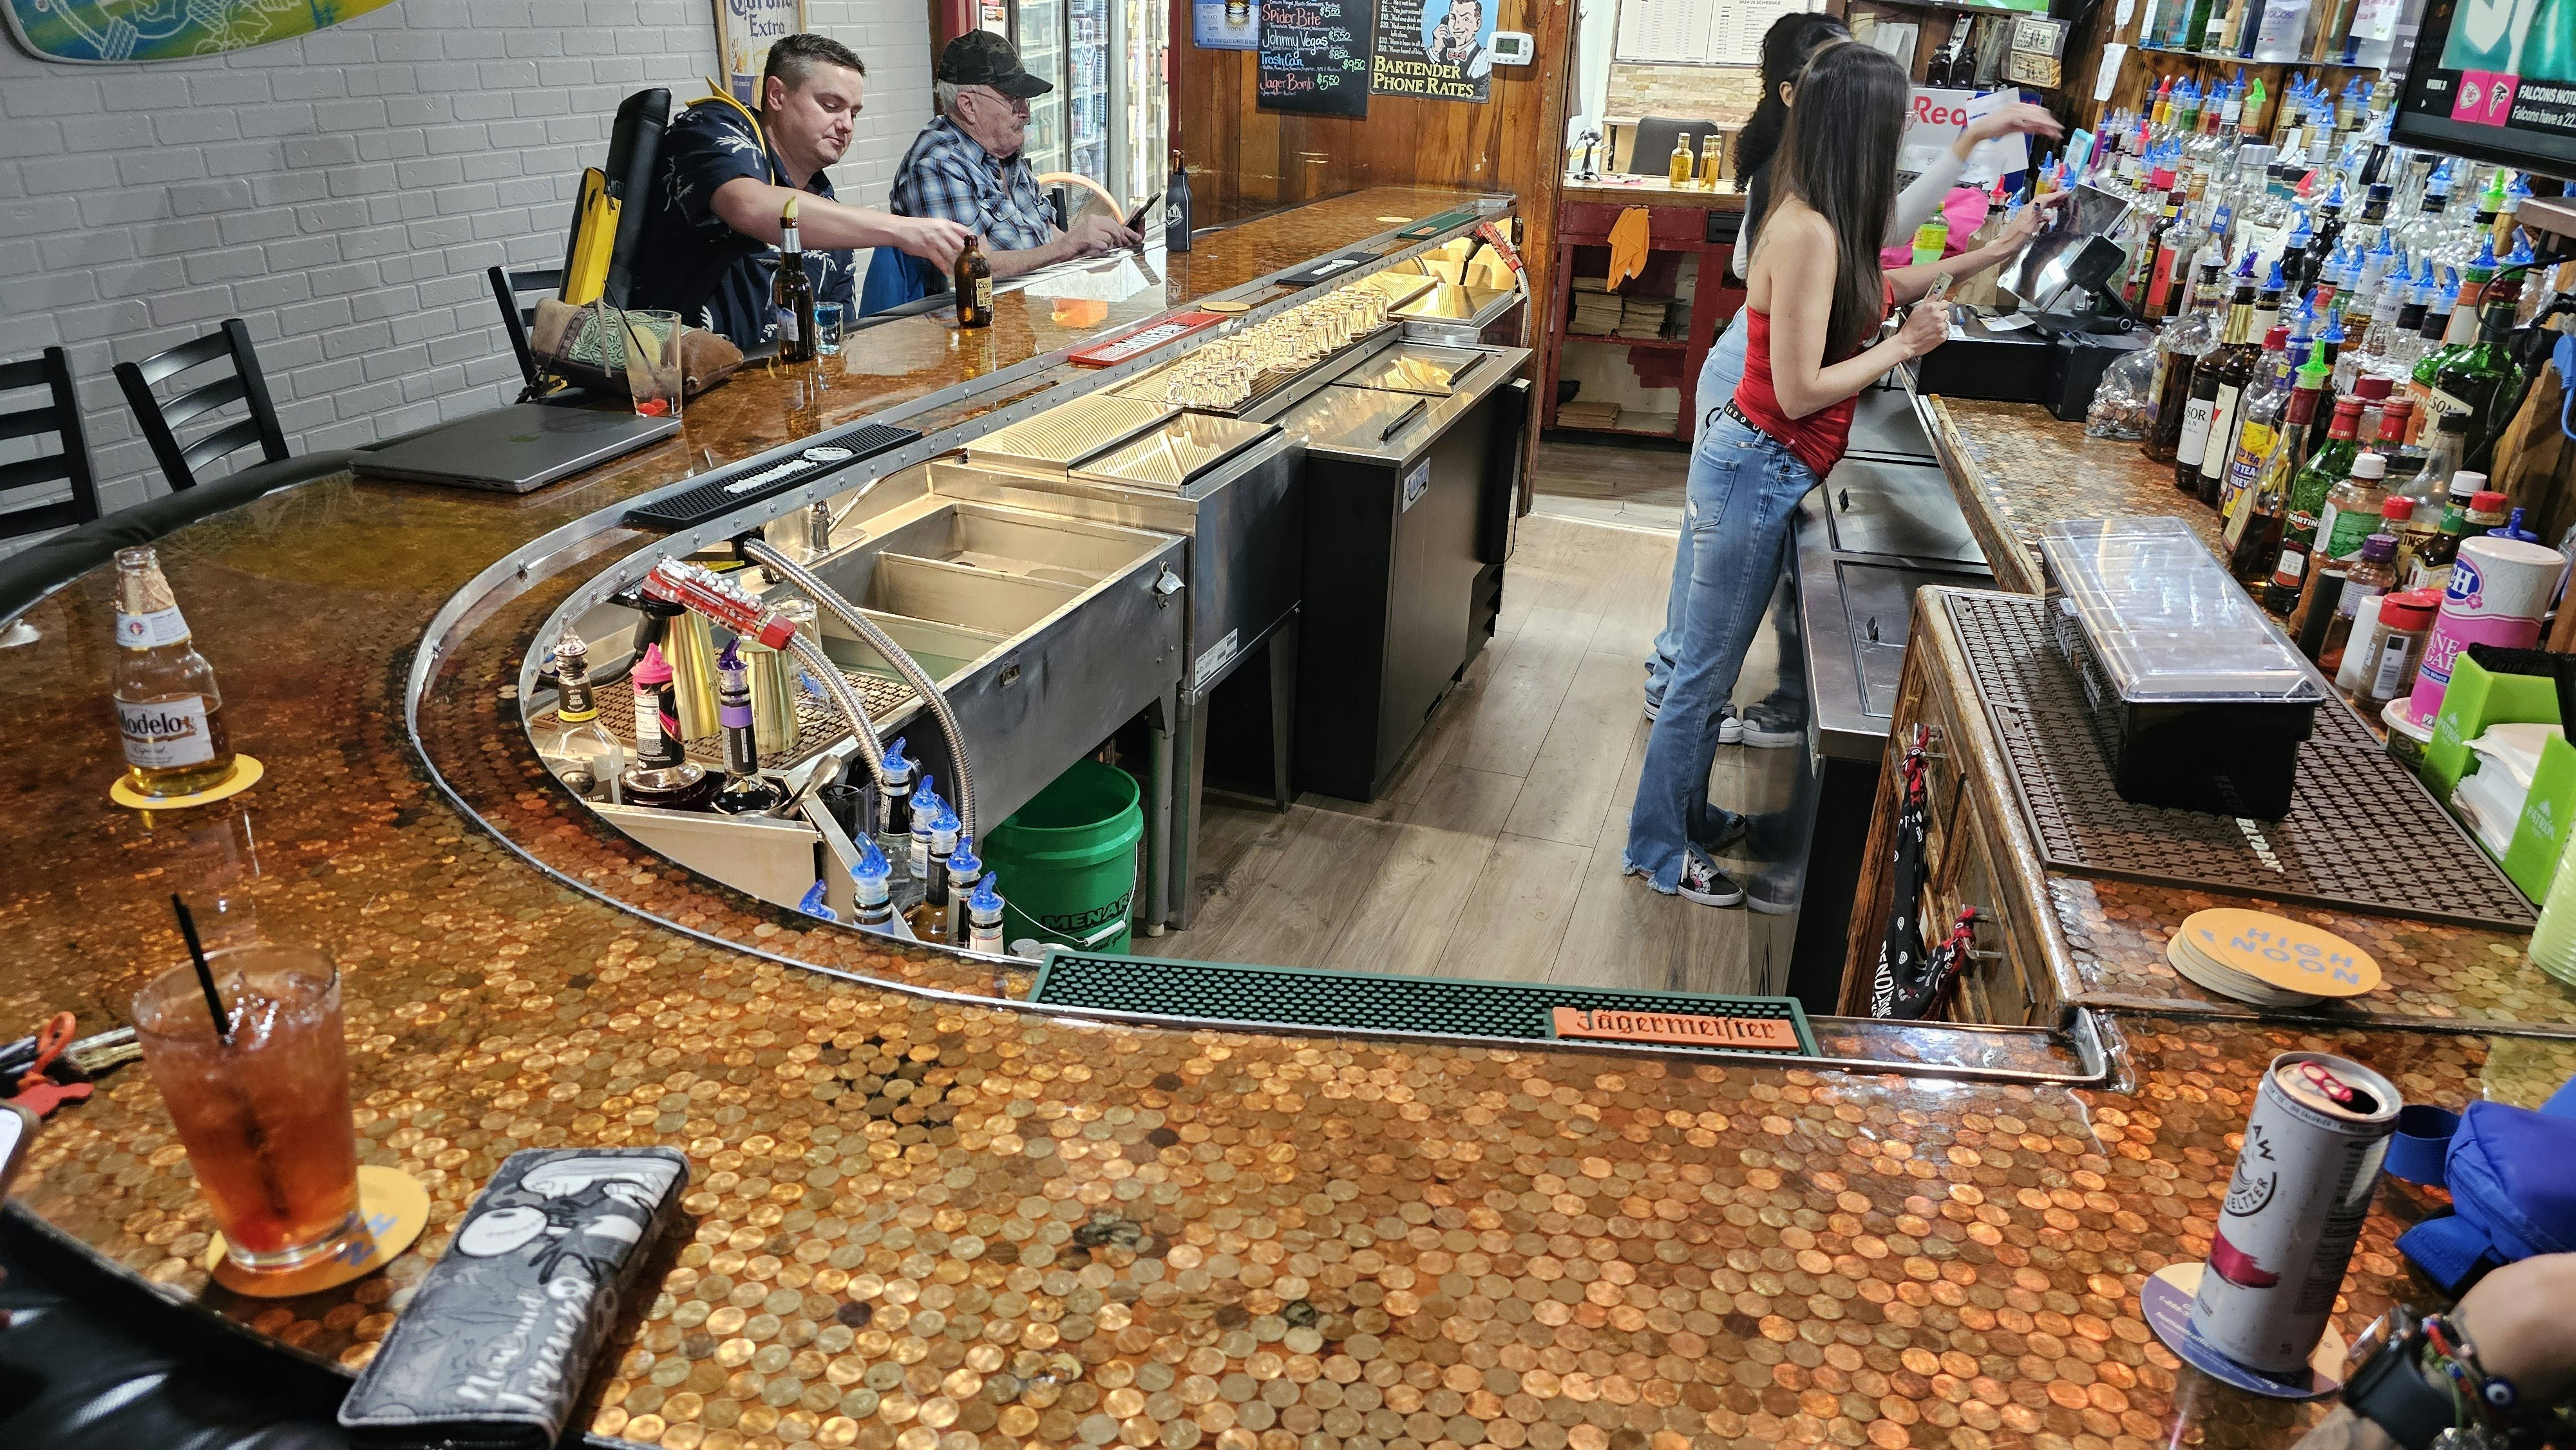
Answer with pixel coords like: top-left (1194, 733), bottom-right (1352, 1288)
top-left (1898, 88), bottom-right (2029, 186)
top-left (1615, 0), bottom-right (1821, 66)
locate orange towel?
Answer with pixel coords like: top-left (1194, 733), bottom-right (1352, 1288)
top-left (1606, 207), bottom-right (1652, 290)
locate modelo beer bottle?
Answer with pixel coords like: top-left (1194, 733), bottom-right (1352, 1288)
top-left (113, 546), bottom-right (237, 798)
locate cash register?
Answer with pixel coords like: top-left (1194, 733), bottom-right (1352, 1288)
top-left (1910, 183), bottom-right (2154, 420)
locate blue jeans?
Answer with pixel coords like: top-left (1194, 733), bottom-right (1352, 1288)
top-left (1644, 309), bottom-right (1750, 711)
top-left (1624, 413), bottom-right (1818, 892)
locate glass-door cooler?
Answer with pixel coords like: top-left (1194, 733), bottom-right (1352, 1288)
top-left (1001, 0), bottom-right (1164, 208)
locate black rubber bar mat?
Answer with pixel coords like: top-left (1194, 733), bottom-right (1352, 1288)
top-left (1942, 591), bottom-right (2533, 930)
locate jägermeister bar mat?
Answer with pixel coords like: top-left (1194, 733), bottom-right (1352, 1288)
top-left (338, 1147), bottom-right (688, 1450)
top-left (108, 753), bottom-right (263, 811)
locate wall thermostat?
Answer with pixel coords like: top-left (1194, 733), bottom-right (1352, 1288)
top-left (1489, 30), bottom-right (1534, 65)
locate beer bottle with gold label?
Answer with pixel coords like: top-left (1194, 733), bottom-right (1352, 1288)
top-left (775, 195), bottom-right (818, 362)
top-left (956, 234), bottom-right (993, 329)
top-left (113, 546), bottom-right (236, 799)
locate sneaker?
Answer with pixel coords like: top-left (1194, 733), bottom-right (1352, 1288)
top-left (1642, 697), bottom-right (1741, 746)
top-left (1676, 847), bottom-right (1746, 907)
top-left (1738, 701), bottom-right (1802, 748)
top-left (1747, 874), bottom-right (1800, 915)
top-left (1693, 810), bottom-right (1747, 856)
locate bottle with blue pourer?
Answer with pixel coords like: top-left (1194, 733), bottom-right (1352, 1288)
top-left (942, 835), bottom-right (983, 945)
top-left (909, 774), bottom-right (945, 882)
top-left (967, 873), bottom-right (1006, 954)
top-left (851, 839), bottom-right (896, 930)
top-left (909, 803), bottom-right (961, 941)
top-left (876, 737), bottom-right (915, 876)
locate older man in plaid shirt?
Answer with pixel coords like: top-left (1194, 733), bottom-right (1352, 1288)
top-left (889, 31), bottom-right (1138, 279)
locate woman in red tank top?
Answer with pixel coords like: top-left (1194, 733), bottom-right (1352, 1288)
top-left (1623, 41), bottom-right (1961, 907)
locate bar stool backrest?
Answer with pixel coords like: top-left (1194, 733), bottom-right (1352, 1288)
top-left (111, 318), bottom-right (290, 493)
top-left (0, 346), bottom-right (103, 542)
top-left (489, 264), bottom-right (569, 395)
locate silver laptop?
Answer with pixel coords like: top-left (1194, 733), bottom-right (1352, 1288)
top-left (355, 403), bottom-right (681, 493)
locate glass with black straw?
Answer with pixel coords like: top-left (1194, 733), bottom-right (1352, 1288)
top-left (130, 895), bottom-right (362, 1271)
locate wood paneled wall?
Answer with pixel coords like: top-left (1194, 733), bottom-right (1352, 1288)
top-left (1170, 0), bottom-right (1577, 309)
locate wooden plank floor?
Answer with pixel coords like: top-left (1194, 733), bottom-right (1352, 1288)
top-left (1164, 459), bottom-right (1805, 997)
top-left (1528, 435), bottom-right (1689, 531)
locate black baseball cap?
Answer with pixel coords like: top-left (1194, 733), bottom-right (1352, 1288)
top-left (940, 30), bottom-right (1053, 99)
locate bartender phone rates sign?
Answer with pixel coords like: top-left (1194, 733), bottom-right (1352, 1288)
top-left (1374, 0), bottom-right (1495, 101)
top-left (1259, 0), bottom-right (1374, 113)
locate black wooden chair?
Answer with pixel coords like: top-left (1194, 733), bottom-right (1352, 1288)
top-left (488, 263), bottom-right (566, 395)
top-left (112, 317), bottom-right (350, 496)
top-left (4, 320), bottom-right (360, 624)
top-left (0, 346), bottom-right (102, 545)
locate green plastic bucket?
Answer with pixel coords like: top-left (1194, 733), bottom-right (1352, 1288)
top-left (981, 760), bottom-right (1144, 956)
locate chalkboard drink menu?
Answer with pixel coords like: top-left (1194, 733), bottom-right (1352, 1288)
top-left (1258, 0), bottom-right (1373, 115)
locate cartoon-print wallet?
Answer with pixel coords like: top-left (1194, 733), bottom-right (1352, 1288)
top-left (339, 1145), bottom-right (690, 1449)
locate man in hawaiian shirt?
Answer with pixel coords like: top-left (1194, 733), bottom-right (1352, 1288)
top-left (629, 33), bottom-right (971, 348)
top-left (889, 30), bottom-right (1138, 279)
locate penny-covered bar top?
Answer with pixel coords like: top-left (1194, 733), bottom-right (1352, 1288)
top-left (7, 185), bottom-right (2576, 1450)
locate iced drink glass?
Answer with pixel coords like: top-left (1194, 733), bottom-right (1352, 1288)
top-left (133, 944), bottom-right (362, 1271)
top-left (622, 308), bottom-right (685, 420)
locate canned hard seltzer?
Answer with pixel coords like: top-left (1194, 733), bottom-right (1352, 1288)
top-left (2189, 1051), bottom-right (2401, 1373)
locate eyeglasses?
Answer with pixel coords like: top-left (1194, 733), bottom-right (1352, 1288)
top-left (964, 86), bottom-right (1031, 118)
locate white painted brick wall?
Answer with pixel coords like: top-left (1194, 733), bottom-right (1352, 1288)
top-left (0, 1), bottom-right (932, 514)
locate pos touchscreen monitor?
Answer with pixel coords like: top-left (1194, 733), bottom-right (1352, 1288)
top-left (2390, 0), bottom-right (2576, 178)
top-left (1996, 184), bottom-right (2136, 313)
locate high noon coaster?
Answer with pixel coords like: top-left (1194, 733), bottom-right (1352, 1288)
top-left (2168, 908), bottom-right (2382, 1006)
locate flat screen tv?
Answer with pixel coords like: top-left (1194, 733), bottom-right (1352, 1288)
top-left (2390, 0), bottom-right (2576, 179)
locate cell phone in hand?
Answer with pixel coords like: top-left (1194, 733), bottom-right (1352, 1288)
top-left (1924, 272), bottom-right (1956, 304)
top-left (1123, 193), bottom-right (1162, 234)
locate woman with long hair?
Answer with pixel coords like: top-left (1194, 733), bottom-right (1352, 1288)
top-left (1624, 42), bottom-right (1963, 907)
top-left (1637, 18), bottom-right (2062, 736)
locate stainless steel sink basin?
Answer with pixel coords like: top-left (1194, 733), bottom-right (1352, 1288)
top-left (773, 493), bottom-right (1187, 840)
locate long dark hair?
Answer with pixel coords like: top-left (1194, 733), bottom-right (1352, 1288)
top-left (1733, 12), bottom-right (1852, 183)
top-left (1769, 42), bottom-right (1907, 361)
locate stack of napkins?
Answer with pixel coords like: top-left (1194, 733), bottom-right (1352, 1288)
top-left (1571, 280), bottom-right (1625, 336)
top-left (1617, 296), bottom-right (1678, 339)
top-left (2452, 722), bottom-right (2564, 857)
top-left (1557, 398), bottom-right (1622, 429)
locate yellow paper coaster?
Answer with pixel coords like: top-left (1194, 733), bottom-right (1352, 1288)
top-left (109, 753), bottom-right (263, 811)
top-left (206, 1164), bottom-right (429, 1297)
top-left (2174, 909), bottom-right (2382, 997)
